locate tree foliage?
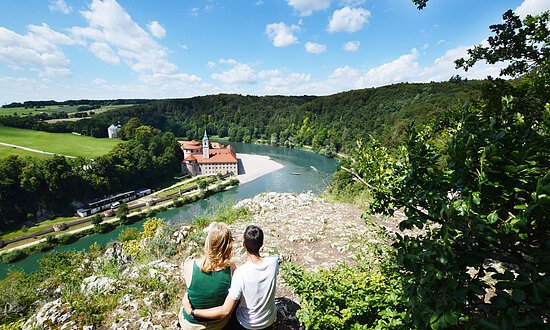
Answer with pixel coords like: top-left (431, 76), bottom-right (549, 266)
top-left (339, 9), bottom-right (550, 329)
top-left (455, 10), bottom-right (550, 77)
top-left (0, 126), bottom-right (182, 232)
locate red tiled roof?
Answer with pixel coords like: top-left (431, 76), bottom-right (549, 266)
top-left (179, 140), bottom-right (202, 150)
top-left (199, 153), bottom-right (238, 163)
top-left (184, 154), bottom-right (197, 161)
top-left (182, 152), bottom-right (237, 164)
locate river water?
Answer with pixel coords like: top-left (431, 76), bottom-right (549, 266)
top-left (0, 142), bottom-right (338, 279)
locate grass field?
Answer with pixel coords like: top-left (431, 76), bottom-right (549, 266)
top-left (0, 145), bottom-right (53, 159)
top-left (0, 126), bottom-right (122, 158)
top-left (0, 104), bottom-right (134, 117)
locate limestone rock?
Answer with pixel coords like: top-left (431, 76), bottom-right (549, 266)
top-left (80, 275), bottom-right (117, 295)
top-left (23, 298), bottom-right (75, 330)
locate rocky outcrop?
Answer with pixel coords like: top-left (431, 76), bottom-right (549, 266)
top-left (20, 193), bottom-right (378, 330)
top-left (81, 275), bottom-right (117, 295)
top-left (22, 299), bottom-right (78, 330)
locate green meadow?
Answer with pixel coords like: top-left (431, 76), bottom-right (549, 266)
top-left (0, 104), bottom-right (134, 117)
top-left (0, 145), bottom-right (53, 159)
top-left (0, 126), bottom-right (122, 158)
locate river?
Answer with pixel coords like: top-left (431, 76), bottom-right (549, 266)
top-left (0, 142), bottom-right (338, 279)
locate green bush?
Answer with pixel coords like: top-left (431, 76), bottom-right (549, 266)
top-left (0, 249), bottom-right (26, 263)
top-left (118, 228), bottom-right (141, 242)
top-left (283, 259), bottom-right (406, 329)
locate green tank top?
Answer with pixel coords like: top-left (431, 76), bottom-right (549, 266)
top-left (183, 260), bottom-right (231, 323)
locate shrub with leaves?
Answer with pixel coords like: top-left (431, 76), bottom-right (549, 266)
top-left (283, 250), bottom-right (406, 329)
top-left (141, 218), bottom-right (164, 238)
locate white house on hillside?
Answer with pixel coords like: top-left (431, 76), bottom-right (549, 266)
top-left (108, 124), bottom-right (121, 139)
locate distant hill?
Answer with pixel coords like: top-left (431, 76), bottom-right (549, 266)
top-left (0, 80), bottom-right (485, 152)
top-left (96, 80), bottom-right (485, 152)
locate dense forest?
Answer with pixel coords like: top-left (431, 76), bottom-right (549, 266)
top-left (317, 8), bottom-right (550, 329)
top-left (0, 123), bottom-right (182, 233)
top-left (1, 99), bottom-right (150, 109)
top-left (0, 80), bottom-right (485, 152)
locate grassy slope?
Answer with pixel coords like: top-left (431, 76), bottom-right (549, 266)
top-left (0, 104), bottom-right (134, 117)
top-left (0, 145), bottom-right (53, 159)
top-left (0, 126), bottom-right (122, 158)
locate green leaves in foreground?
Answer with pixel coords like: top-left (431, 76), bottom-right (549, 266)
top-left (283, 255), bottom-right (406, 329)
top-left (344, 93), bottom-right (550, 328)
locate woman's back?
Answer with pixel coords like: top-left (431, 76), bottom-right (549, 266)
top-left (188, 260), bottom-right (231, 309)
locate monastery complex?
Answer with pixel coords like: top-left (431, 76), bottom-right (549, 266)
top-left (179, 132), bottom-right (238, 176)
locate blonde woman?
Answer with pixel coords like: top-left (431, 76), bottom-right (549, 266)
top-left (179, 222), bottom-right (235, 330)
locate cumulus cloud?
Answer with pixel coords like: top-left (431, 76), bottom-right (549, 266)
top-left (265, 22), bottom-right (299, 47)
top-left (49, 0), bottom-right (72, 14)
top-left (89, 42), bottom-right (120, 64)
top-left (71, 0), bottom-right (178, 76)
top-left (343, 40), bottom-right (360, 52)
top-left (287, 0), bottom-right (331, 16)
top-left (211, 59), bottom-right (257, 84)
top-left (260, 72), bottom-right (311, 94)
top-left (258, 69), bottom-right (282, 78)
top-left (328, 7), bottom-right (371, 33)
top-left (305, 41), bottom-right (327, 54)
top-left (515, 0), bottom-right (550, 17)
top-left (148, 21), bottom-right (166, 39)
top-left (0, 23), bottom-right (75, 77)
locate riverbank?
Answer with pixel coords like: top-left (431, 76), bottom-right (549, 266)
top-left (9, 192), bottom-right (390, 329)
top-left (237, 153), bottom-right (284, 184)
top-left (0, 153), bottom-right (283, 253)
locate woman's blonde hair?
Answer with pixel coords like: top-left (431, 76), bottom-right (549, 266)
top-left (200, 222), bottom-right (233, 273)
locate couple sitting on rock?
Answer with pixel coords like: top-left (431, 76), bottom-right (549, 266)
top-left (179, 223), bottom-right (279, 330)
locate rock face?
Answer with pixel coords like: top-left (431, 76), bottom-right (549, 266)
top-left (232, 192), bottom-right (366, 272)
top-left (23, 299), bottom-right (76, 330)
top-left (21, 193), bottom-right (372, 330)
top-left (104, 242), bottom-right (132, 263)
top-left (81, 275), bottom-right (117, 295)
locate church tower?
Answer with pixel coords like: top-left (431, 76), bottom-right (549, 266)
top-left (202, 130), bottom-right (210, 159)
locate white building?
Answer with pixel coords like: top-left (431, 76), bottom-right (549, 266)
top-left (107, 124), bottom-right (121, 139)
top-left (179, 131), bottom-right (238, 176)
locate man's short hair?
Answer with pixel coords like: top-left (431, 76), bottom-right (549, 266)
top-left (243, 225), bottom-right (263, 255)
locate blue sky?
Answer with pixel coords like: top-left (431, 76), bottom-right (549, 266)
top-left (0, 0), bottom-right (548, 104)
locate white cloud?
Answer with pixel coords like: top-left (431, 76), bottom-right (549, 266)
top-left (261, 72), bottom-right (311, 94)
top-left (49, 0), bottom-right (72, 14)
top-left (93, 78), bottom-right (106, 85)
top-left (343, 40), bottom-right (360, 52)
top-left (89, 42), bottom-right (120, 64)
top-left (148, 21), bottom-right (166, 39)
top-left (364, 49), bottom-right (420, 85)
top-left (422, 43), bottom-right (430, 50)
top-left (259, 69), bottom-right (282, 79)
top-left (0, 23), bottom-right (75, 77)
top-left (181, 44), bottom-right (188, 50)
top-left (211, 59), bottom-right (257, 84)
top-left (284, 44), bottom-right (506, 96)
top-left (340, 0), bottom-right (366, 5)
top-left (515, 0), bottom-right (550, 17)
top-left (436, 39), bottom-right (446, 45)
top-left (190, 7), bottom-right (200, 16)
top-left (328, 7), bottom-right (371, 33)
top-left (305, 41), bottom-right (327, 54)
top-left (207, 61), bottom-right (216, 68)
top-left (71, 0), bottom-right (178, 76)
top-left (265, 22), bottom-right (299, 47)
top-left (287, 0), bottom-right (331, 16)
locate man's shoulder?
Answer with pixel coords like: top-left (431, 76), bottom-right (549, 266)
top-left (265, 255), bottom-right (278, 264)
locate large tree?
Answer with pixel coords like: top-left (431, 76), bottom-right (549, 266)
top-left (346, 9), bottom-right (550, 329)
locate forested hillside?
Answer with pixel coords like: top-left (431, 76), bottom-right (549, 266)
top-left (0, 80), bottom-right (485, 153)
top-left (97, 80), bottom-right (485, 152)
